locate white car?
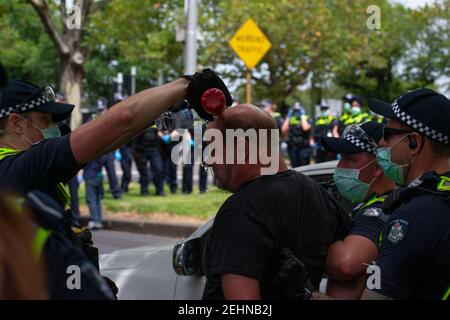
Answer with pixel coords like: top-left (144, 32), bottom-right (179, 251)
top-left (100, 161), bottom-right (352, 299)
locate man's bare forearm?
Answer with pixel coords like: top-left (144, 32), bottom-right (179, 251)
top-left (71, 79), bottom-right (188, 164)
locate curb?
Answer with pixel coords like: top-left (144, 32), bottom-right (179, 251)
top-left (80, 217), bottom-right (201, 238)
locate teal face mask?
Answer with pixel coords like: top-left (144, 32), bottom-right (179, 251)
top-left (40, 124), bottom-right (61, 139)
top-left (20, 115), bottom-right (61, 145)
top-left (351, 106), bottom-right (361, 116)
top-left (376, 134), bottom-right (412, 186)
top-left (321, 111), bottom-right (329, 117)
top-left (333, 159), bottom-right (377, 203)
top-left (343, 102), bottom-right (351, 113)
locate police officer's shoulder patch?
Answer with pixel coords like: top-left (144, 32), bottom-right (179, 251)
top-left (361, 207), bottom-right (382, 218)
top-left (381, 219), bottom-right (410, 248)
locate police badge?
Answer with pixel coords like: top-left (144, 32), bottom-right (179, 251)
top-left (386, 219), bottom-right (409, 245)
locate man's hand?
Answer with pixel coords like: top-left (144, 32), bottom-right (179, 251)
top-left (183, 68), bottom-right (232, 121)
top-left (271, 247), bottom-right (316, 300)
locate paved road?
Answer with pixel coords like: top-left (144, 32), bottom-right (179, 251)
top-left (91, 230), bottom-right (177, 254)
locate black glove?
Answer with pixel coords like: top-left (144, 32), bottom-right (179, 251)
top-left (271, 247), bottom-right (316, 300)
top-left (182, 68), bottom-right (232, 121)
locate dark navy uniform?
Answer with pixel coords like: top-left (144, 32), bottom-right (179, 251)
top-left (372, 171), bottom-right (450, 300)
top-left (287, 112), bottom-right (311, 168)
top-left (119, 141), bottom-right (134, 193)
top-left (134, 124), bottom-right (164, 196)
top-left (313, 115), bottom-right (338, 163)
top-left (367, 88), bottom-right (450, 300)
top-left (349, 193), bottom-right (390, 248)
top-left (25, 190), bottom-right (115, 300)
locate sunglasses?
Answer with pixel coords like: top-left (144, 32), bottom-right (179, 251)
top-left (382, 126), bottom-right (413, 139)
top-left (15, 85), bottom-right (55, 112)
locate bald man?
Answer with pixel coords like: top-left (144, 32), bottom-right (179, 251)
top-left (202, 105), bottom-right (351, 300)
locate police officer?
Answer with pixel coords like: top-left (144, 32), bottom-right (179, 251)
top-left (0, 70), bottom-right (232, 293)
top-left (313, 102), bottom-right (339, 163)
top-left (160, 129), bottom-right (178, 194)
top-left (343, 95), bottom-right (370, 127)
top-left (119, 141), bottom-right (134, 194)
top-left (359, 88), bottom-right (450, 300)
top-left (92, 103), bottom-right (122, 199)
top-left (292, 89), bottom-right (450, 300)
top-left (321, 121), bottom-right (395, 299)
top-left (24, 190), bottom-right (115, 299)
top-left (261, 99), bottom-right (284, 130)
top-left (281, 102), bottom-right (312, 167)
top-left (338, 93), bottom-right (354, 135)
top-left (134, 123), bottom-right (164, 196)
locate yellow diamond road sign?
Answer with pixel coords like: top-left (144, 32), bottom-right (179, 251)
top-left (229, 19), bottom-right (272, 70)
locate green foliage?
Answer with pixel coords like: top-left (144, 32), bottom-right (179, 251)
top-left (0, 0), bottom-right (59, 86)
top-left (0, 0), bottom-right (448, 108)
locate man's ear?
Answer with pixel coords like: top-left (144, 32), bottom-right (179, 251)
top-left (409, 132), bottom-right (423, 155)
top-left (8, 113), bottom-right (26, 135)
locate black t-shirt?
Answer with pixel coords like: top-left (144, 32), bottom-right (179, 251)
top-left (202, 170), bottom-right (351, 300)
top-left (0, 135), bottom-right (82, 205)
top-left (372, 182), bottom-right (450, 300)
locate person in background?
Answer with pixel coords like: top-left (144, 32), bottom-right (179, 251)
top-left (95, 103), bottom-right (122, 200)
top-left (161, 129), bottom-right (179, 194)
top-left (339, 93), bottom-right (354, 135)
top-left (119, 141), bottom-right (134, 194)
top-left (344, 96), bottom-right (370, 127)
top-left (182, 128), bottom-right (195, 194)
top-left (281, 102), bottom-right (312, 168)
top-left (84, 154), bottom-right (107, 230)
top-left (134, 123), bottom-right (164, 196)
top-left (313, 102), bottom-right (339, 163)
top-left (261, 99), bottom-right (284, 131)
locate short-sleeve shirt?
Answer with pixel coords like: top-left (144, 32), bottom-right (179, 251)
top-left (372, 177), bottom-right (450, 300)
top-left (202, 170), bottom-right (351, 300)
top-left (348, 194), bottom-right (390, 248)
top-left (0, 135), bottom-right (82, 205)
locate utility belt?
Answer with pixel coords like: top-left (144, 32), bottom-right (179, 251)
top-left (288, 136), bottom-right (309, 148)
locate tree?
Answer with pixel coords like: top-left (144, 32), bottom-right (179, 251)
top-left (85, 0), bottom-right (185, 100)
top-left (402, 0), bottom-right (450, 91)
top-left (0, 0), bottom-right (59, 85)
top-left (27, 0), bottom-right (110, 128)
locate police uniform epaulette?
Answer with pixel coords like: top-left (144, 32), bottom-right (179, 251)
top-left (383, 171), bottom-right (450, 214)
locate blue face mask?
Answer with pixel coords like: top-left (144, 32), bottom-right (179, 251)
top-left (376, 134), bottom-right (413, 186)
top-left (333, 159), bottom-right (377, 203)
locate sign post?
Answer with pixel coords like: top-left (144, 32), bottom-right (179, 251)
top-left (229, 19), bottom-right (271, 104)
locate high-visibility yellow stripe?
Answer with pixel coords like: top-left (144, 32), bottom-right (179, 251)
top-left (442, 285), bottom-right (450, 300)
top-left (33, 228), bottom-right (51, 258)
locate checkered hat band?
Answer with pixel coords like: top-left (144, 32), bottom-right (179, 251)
top-left (0, 96), bottom-right (50, 119)
top-left (342, 135), bottom-right (378, 154)
top-left (391, 100), bottom-right (448, 145)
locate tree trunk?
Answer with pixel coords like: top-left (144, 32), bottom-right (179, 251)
top-left (60, 56), bottom-right (84, 129)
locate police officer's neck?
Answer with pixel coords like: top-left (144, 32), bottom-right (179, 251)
top-left (370, 175), bottom-right (395, 196)
top-left (406, 153), bottom-right (449, 185)
top-left (0, 135), bottom-right (30, 151)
